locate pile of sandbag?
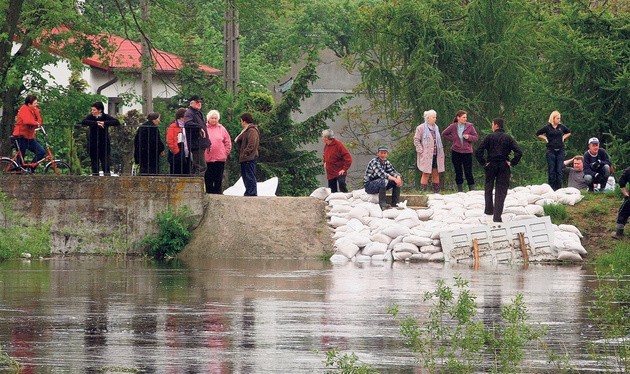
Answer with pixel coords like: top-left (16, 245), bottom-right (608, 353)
top-left (310, 184), bottom-right (586, 263)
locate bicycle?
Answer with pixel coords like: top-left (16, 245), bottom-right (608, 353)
top-left (0, 125), bottom-right (72, 175)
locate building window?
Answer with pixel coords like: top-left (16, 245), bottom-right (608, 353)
top-left (108, 97), bottom-right (123, 115)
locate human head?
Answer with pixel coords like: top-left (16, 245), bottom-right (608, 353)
top-left (423, 109), bottom-right (437, 125)
top-left (548, 111), bottom-right (561, 125)
top-left (175, 108), bottom-right (187, 120)
top-left (573, 155), bottom-right (584, 171)
top-left (492, 118), bottom-right (504, 130)
top-left (91, 101), bottom-right (105, 116)
top-left (240, 112), bottom-right (254, 125)
top-left (206, 109), bottom-right (220, 122)
top-left (377, 146), bottom-right (388, 161)
top-left (588, 137), bottom-right (599, 154)
top-left (147, 112), bottom-right (160, 124)
top-left (321, 129), bottom-right (334, 144)
top-left (189, 95), bottom-right (203, 110)
top-left (25, 94), bottom-right (38, 106)
top-left (454, 110), bottom-right (467, 124)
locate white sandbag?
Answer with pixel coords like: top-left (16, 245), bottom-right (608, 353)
top-left (370, 232), bottom-right (393, 244)
top-left (530, 184), bottom-right (554, 195)
top-left (382, 209), bottom-right (402, 219)
top-left (555, 231), bottom-right (581, 243)
top-left (403, 235), bottom-right (434, 247)
top-left (563, 241), bottom-right (587, 255)
top-left (330, 204), bottom-right (352, 214)
top-left (328, 199), bottom-right (352, 207)
top-left (352, 189), bottom-right (369, 199)
top-left (393, 242), bottom-right (420, 254)
top-left (325, 192), bottom-right (352, 202)
top-left (536, 199), bottom-right (557, 206)
top-left (416, 208), bottom-right (434, 220)
top-left (556, 187), bottom-right (581, 195)
top-left (381, 225), bottom-right (411, 238)
top-left (310, 187), bottom-right (331, 200)
top-left (332, 230), bottom-right (347, 239)
top-left (420, 245), bottom-right (441, 254)
top-left (513, 186), bottom-right (530, 193)
top-left (371, 254), bottom-right (386, 261)
top-left (428, 252), bottom-right (445, 261)
top-left (463, 217), bottom-right (484, 225)
top-left (334, 238), bottom-right (360, 258)
top-left (329, 216), bottom-right (348, 228)
top-left (524, 204), bottom-right (545, 216)
top-left (362, 203), bottom-right (383, 218)
top-left (330, 253), bottom-right (350, 263)
top-left (432, 239), bottom-right (441, 246)
top-left (363, 242), bottom-right (388, 256)
top-left (345, 218), bottom-right (366, 233)
top-left (524, 193), bottom-right (543, 204)
top-left (430, 230), bottom-right (441, 240)
top-left (553, 238), bottom-right (566, 251)
top-left (354, 253), bottom-right (373, 262)
top-left (395, 209), bottom-right (417, 221)
top-left (344, 232), bottom-right (371, 248)
top-left (224, 177), bottom-right (278, 196)
top-left (512, 214), bottom-right (538, 221)
top-left (398, 218), bottom-right (422, 228)
top-left (558, 224), bottom-right (584, 238)
top-left (361, 194), bottom-right (380, 204)
top-left (411, 253), bottom-right (431, 261)
top-left (393, 251), bottom-right (414, 261)
top-left (557, 194), bottom-right (584, 206)
top-left (464, 209), bottom-right (484, 218)
top-left (557, 251), bottom-right (583, 262)
top-left (427, 200), bottom-right (445, 209)
top-left (410, 228), bottom-right (432, 237)
top-left (347, 206), bottom-right (370, 221)
top-left (504, 206), bottom-right (528, 215)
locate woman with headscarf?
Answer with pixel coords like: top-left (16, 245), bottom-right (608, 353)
top-left (413, 109), bottom-right (445, 193)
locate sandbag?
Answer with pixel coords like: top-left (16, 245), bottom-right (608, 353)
top-left (310, 187), bottom-right (331, 200)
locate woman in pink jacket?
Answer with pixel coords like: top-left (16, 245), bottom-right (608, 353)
top-left (441, 110), bottom-right (479, 192)
top-left (204, 110), bottom-right (232, 194)
top-left (413, 109), bottom-right (445, 193)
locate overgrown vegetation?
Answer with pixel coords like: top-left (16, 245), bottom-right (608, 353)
top-left (323, 349), bottom-right (378, 374)
top-left (543, 203), bottom-right (568, 224)
top-left (0, 193), bottom-right (51, 260)
top-left (139, 206), bottom-right (195, 260)
top-left (388, 276), bottom-right (546, 373)
top-left (0, 347), bottom-right (21, 373)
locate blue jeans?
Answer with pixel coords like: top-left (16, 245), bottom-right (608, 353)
top-left (17, 138), bottom-right (46, 167)
top-left (240, 159), bottom-right (257, 196)
top-left (546, 149), bottom-right (565, 190)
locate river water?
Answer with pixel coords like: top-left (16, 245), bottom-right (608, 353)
top-left (0, 257), bottom-right (614, 373)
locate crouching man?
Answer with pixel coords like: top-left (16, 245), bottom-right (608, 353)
top-left (364, 146), bottom-right (403, 210)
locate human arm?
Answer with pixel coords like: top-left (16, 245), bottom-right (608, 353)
top-left (102, 114), bottom-right (121, 127)
top-left (166, 125), bottom-right (180, 154)
top-left (441, 124), bottom-right (456, 142)
top-left (509, 138), bottom-right (523, 166)
top-left (464, 124), bottom-right (478, 142)
top-left (222, 126), bottom-right (233, 158)
top-left (474, 138), bottom-right (487, 166)
top-left (338, 142), bottom-right (352, 175)
top-left (413, 125), bottom-right (424, 153)
top-left (535, 125), bottom-right (548, 142)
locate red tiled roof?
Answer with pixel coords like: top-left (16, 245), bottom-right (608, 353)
top-left (82, 34), bottom-right (221, 75)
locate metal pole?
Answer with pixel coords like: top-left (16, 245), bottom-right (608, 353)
top-left (140, 0), bottom-right (153, 114)
top-left (224, 0), bottom-right (240, 93)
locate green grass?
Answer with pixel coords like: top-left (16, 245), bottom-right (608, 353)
top-left (543, 203), bottom-right (568, 224)
top-left (0, 193), bottom-right (51, 260)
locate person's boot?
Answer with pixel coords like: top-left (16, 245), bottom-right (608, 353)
top-left (379, 188), bottom-right (388, 210)
top-left (420, 184), bottom-right (428, 193)
top-left (391, 187), bottom-right (401, 207)
top-left (457, 184), bottom-right (464, 192)
top-left (468, 184), bottom-right (475, 191)
top-left (432, 183), bottom-right (440, 193)
top-left (612, 225), bottom-right (624, 239)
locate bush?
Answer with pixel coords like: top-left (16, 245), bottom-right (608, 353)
top-left (0, 193), bottom-right (51, 260)
top-left (139, 206), bottom-right (195, 260)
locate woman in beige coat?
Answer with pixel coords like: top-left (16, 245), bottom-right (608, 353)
top-left (413, 109), bottom-right (445, 193)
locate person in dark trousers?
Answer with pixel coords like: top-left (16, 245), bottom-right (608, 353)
top-left (613, 167), bottom-right (630, 239)
top-left (12, 94), bottom-right (46, 169)
top-left (183, 95), bottom-right (210, 176)
top-left (81, 102), bottom-right (121, 176)
top-left (363, 146), bottom-right (403, 210)
top-left (442, 110), bottom-right (479, 192)
top-left (583, 137), bottom-right (612, 192)
top-left (134, 112), bottom-right (165, 175)
top-left (536, 110), bottom-right (571, 190)
top-left (235, 112), bottom-right (259, 196)
top-left (475, 118), bottom-right (522, 222)
top-left (322, 129), bottom-right (352, 193)
top-left (166, 108), bottom-right (191, 175)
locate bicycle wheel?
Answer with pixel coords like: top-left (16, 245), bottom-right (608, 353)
top-left (44, 160), bottom-right (72, 175)
top-left (0, 158), bottom-right (21, 175)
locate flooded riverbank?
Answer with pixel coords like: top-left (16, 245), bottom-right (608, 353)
top-left (0, 257), bottom-right (611, 372)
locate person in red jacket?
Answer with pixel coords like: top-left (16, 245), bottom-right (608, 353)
top-left (322, 129), bottom-right (352, 193)
top-left (166, 108), bottom-right (190, 175)
top-left (12, 94), bottom-right (46, 167)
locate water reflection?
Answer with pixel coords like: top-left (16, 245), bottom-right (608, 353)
top-left (0, 257), bottom-right (609, 372)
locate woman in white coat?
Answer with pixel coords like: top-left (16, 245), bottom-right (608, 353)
top-left (413, 109), bottom-right (445, 193)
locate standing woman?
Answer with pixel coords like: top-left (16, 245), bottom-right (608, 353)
top-left (413, 109), bottom-right (445, 193)
top-left (441, 110), bottom-right (479, 192)
top-left (133, 112), bottom-right (165, 175)
top-left (204, 110), bottom-right (232, 194)
top-left (81, 101), bottom-right (121, 176)
top-left (235, 113), bottom-right (259, 196)
top-left (166, 108), bottom-right (190, 175)
top-left (536, 111), bottom-right (571, 190)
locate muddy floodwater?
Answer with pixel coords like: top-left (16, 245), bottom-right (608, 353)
top-left (0, 257), bottom-right (613, 373)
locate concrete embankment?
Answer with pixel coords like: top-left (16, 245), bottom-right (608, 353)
top-left (0, 176), bottom-right (331, 257)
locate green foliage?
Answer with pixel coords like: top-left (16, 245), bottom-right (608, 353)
top-left (389, 276), bottom-right (545, 373)
top-left (323, 348), bottom-right (379, 374)
top-left (594, 242), bottom-right (630, 276)
top-left (543, 203), bottom-right (568, 224)
top-left (0, 192), bottom-right (51, 260)
top-left (139, 206), bottom-right (195, 261)
top-left (0, 347), bottom-right (21, 372)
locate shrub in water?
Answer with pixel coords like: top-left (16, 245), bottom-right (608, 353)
top-left (140, 206), bottom-right (195, 260)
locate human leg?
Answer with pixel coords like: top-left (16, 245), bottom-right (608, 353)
top-left (545, 150), bottom-right (557, 189)
top-left (328, 178), bottom-right (339, 193)
top-left (462, 152), bottom-right (475, 190)
top-left (211, 161), bottom-right (225, 194)
top-left (241, 160), bottom-right (257, 196)
top-left (337, 175), bottom-right (348, 193)
top-left (483, 163), bottom-right (497, 216)
top-left (452, 151), bottom-right (464, 187)
top-left (493, 163), bottom-right (511, 222)
top-left (420, 172), bottom-right (430, 191)
top-left (614, 197), bottom-right (630, 238)
top-left (431, 168), bottom-right (440, 193)
top-left (553, 150), bottom-right (565, 190)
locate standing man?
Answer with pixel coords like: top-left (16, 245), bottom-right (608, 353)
top-left (613, 166), bottom-right (630, 239)
top-left (13, 94), bottom-right (46, 169)
top-left (81, 101), bottom-right (121, 176)
top-left (322, 129), bottom-right (352, 193)
top-left (235, 113), bottom-right (259, 196)
top-left (134, 112), bottom-right (165, 175)
top-left (563, 155), bottom-right (588, 190)
top-left (184, 95), bottom-right (210, 175)
top-left (364, 146), bottom-right (403, 210)
top-left (583, 137), bottom-right (612, 192)
top-left (474, 118), bottom-right (522, 223)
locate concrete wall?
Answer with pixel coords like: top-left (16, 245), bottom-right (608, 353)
top-left (0, 176), bottom-right (332, 258)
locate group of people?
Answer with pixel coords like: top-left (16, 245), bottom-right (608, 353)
top-left (11, 94), bottom-right (260, 196)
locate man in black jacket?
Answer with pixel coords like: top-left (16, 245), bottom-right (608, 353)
top-left (184, 95), bottom-right (211, 175)
top-left (81, 101), bottom-right (121, 176)
top-left (475, 118), bottom-right (523, 222)
top-left (583, 137), bottom-right (612, 192)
